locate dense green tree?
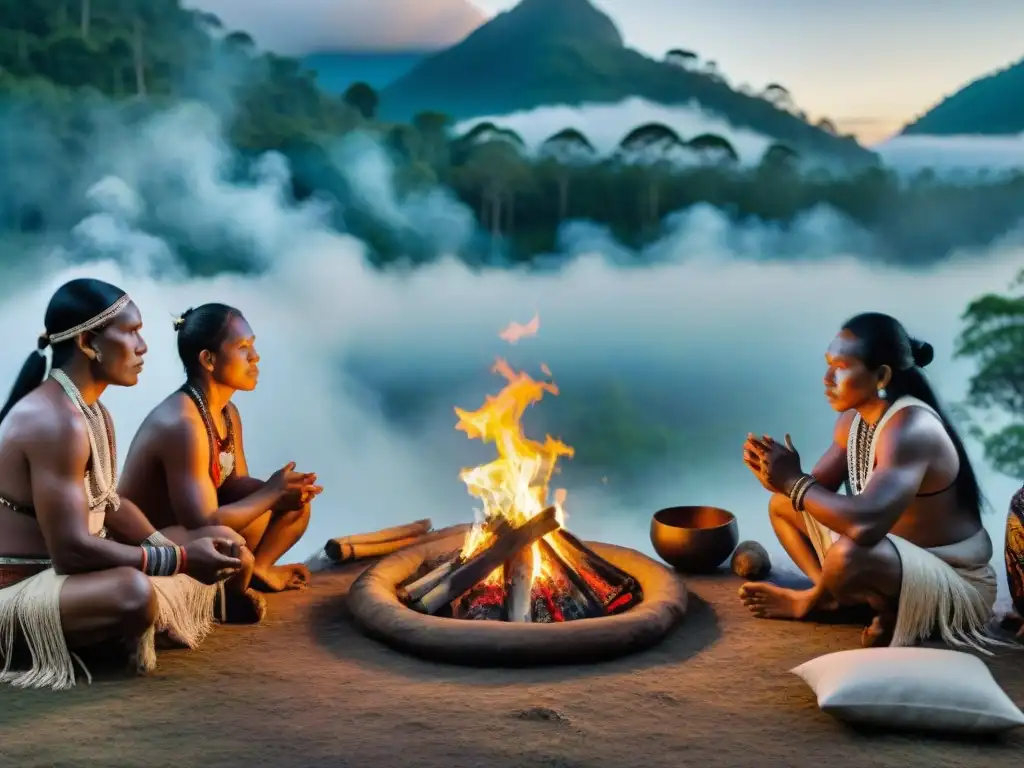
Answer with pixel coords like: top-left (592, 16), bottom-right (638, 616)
top-left (956, 272), bottom-right (1024, 477)
top-left (618, 123), bottom-right (683, 229)
top-left (664, 48), bottom-right (697, 69)
top-left (539, 127), bottom-right (595, 220)
top-left (687, 133), bottom-right (738, 164)
top-left (343, 81), bottom-right (378, 120)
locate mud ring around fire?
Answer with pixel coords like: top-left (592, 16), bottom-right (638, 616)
top-left (347, 533), bottom-right (689, 666)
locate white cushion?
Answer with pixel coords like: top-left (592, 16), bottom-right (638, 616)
top-left (790, 647), bottom-right (1024, 734)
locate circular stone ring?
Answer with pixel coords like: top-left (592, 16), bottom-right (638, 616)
top-left (347, 533), bottom-right (689, 666)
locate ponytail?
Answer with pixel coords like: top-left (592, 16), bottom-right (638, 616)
top-left (0, 347), bottom-right (48, 425)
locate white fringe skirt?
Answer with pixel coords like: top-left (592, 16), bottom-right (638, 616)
top-left (0, 566), bottom-right (219, 691)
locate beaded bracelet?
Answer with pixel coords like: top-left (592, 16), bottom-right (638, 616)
top-left (788, 474), bottom-right (814, 509)
top-left (790, 474), bottom-right (818, 512)
top-left (140, 544), bottom-right (184, 577)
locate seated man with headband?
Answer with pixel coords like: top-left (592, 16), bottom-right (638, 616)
top-left (120, 302), bottom-right (320, 614)
top-left (740, 312), bottom-right (1004, 651)
top-left (0, 278), bottom-right (242, 690)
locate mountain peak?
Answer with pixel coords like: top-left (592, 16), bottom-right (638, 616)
top-left (488, 0), bottom-right (623, 48)
top-left (379, 0), bottom-right (871, 164)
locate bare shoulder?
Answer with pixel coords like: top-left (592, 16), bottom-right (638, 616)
top-left (9, 388), bottom-right (90, 464)
top-left (139, 392), bottom-right (205, 449)
top-left (876, 406), bottom-right (940, 460)
top-left (833, 410), bottom-right (856, 445)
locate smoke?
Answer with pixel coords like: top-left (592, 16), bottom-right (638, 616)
top-left (1, 99), bottom-right (1022, 611)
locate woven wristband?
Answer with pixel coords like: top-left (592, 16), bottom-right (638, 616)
top-left (141, 545), bottom-right (181, 577)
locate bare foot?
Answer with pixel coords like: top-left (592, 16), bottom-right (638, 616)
top-left (861, 614), bottom-right (895, 647)
top-left (252, 563), bottom-right (311, 592)
top-left (738, 582), bottom-right (832, 620)
top-left (216, 587), bottom-right (267, 624)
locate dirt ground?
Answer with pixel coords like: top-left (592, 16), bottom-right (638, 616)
top-left (1, 563), bottom-right (1022, 768)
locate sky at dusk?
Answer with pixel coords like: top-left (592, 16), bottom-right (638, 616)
top-left (475, 0), bottom-right (1024, 142)
top-left (190, 0), bottom-right (1024, 143)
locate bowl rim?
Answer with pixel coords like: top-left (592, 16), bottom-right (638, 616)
top-left (652, 505), bottom-right (737, 531)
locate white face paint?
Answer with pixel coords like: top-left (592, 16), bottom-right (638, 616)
top-left (833, 366), bottom-right (855, 389)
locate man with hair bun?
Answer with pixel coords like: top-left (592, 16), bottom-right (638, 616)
top-left (120, 303), bottom-right (321, 622)
top-left (739, 312), bottom-right (1004, 651)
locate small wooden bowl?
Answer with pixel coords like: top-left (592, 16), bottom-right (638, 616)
top-left (649, 506), bottom-right (739, 573)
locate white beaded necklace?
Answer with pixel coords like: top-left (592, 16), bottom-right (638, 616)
top-left (50, 368), bottom-right (120, 522)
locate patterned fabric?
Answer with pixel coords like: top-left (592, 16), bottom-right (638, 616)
top-left (1006, 485), bottom-right (1024, 616)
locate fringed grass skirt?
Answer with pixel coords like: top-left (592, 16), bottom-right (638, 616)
top-left (802, 512), bottom-right (1009, 653)
top-left (0, 565), bottom-right (219, 691)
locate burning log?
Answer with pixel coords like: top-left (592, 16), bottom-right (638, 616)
top-left (325, 519), bottom-right (432, 561)
top-left (410, 506), bottom-right (560, 615)
top-left (398, 556), bottom-right (459, 604)
top-left (504, 546), bottom-right (534, 623)
top-left (397, 519), bottom-right (511, 603)
top-left (538, 538), bottom-right (604, 617)
top-left (551, 530), bottom-right (642, 615)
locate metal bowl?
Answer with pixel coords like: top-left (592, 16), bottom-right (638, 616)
top-left (649, 506), bottom-right (739, 573)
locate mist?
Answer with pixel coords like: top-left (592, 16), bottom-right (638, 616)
top-left (1, 99), bottom-right (1021, 611)
top-left (453, 97), bottom-right (776, 162)
top-left (878, 133), bottom-right (1024, 174)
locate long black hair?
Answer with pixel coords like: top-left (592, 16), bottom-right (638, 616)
top-left (174, 303), bottom-right (243, 378)
top-left (842, 312), bottom-right (983, 519)
top-left (0, 278), bottom-right (127, 424)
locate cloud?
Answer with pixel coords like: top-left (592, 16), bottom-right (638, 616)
top-left (2, 99), bottom-right (1022, 612)
top-left (185, 0), bottom-right (485, 55)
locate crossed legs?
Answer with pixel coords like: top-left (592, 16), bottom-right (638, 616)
top-left (216, 476), bottom-right (313, 593)
top-left (739, 493), bottom-right (903, 646)
top-left (240, 504), bottom-right (312, 592)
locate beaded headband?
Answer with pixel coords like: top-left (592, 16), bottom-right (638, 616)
top-left (44, 294), bottom-right (132, 347)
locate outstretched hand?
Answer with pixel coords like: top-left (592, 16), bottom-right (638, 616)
top-left (743, 433), bottom-right (804, 495)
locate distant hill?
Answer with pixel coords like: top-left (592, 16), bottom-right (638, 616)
top-left (303, 51), bottom-right (427, 93)
top-left (902, 56), bottom-right (1024, 135)
top-left (379, 0), bottom-right (873, 164)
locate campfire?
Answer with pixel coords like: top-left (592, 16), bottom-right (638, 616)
top-left (397, 317), bottom-right (643, 623)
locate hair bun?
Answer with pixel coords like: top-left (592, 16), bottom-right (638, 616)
top-left (910, 338), bottom-right (933, 368)
top-left (172, 308), bottom-right (193, 332)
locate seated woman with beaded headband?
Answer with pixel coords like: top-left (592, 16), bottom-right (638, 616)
top-left (739, 312), bottom-right (1006, 651)
top-left (0, 278), bottom-right (243, 691)
top-left (119, 303), bottom-right (321, 600)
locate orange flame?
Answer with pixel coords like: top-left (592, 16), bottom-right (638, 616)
top-left (456, 317), bottom-right (573, 583)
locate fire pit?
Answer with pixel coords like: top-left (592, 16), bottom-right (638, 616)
top-left (347, 317), bottom-right (688, 665)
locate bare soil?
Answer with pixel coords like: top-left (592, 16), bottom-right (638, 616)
top-left (0, 564), bottom-right (1021, 768)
